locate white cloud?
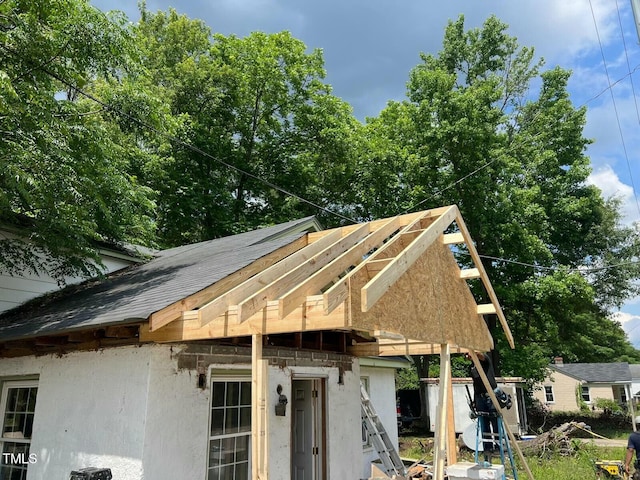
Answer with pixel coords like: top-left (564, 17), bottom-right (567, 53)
top-left (613, 310), bottom-right (640, 348)
top-left (588, 165), bottom-right (640, 224)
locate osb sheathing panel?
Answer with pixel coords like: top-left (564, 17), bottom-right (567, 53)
top-left (349, 241), bottom-right (494, 351)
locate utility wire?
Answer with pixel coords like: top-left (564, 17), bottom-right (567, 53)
top-left (3, 32), bottom-right (638, 280)
top-left (590, 0), bottom-right (640, 219)
top-left (0, 43), bottom-right (359, 225)
top-left (475, 254), bottom-right (640, 274)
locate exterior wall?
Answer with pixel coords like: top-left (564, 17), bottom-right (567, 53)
top-left (359, 362), bottom-right (401, 479)
top-left (533, 371), bottom-right (581, 411)
top-left (588, 385), bottom-right (615, 403)
top-left (0, 343), bottom-right (395, 480)
top-left (142, 346), bottom-right (210, 480)
top-left (0, 242), bottom-right (136, 314)
top-left (0, 345), bottom-right (153, 479)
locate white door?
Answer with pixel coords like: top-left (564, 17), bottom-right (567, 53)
top-left (291, 379), bottom-right (325, 480)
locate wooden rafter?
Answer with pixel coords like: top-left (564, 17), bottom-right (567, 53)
top-left (237, 223), bottom-right (370, 323)
top-left (148, 235), bottom-right (308, 331)
top-left (360, 205), bottom-right (458, 312)
top-left (144, 205), bottom-right (513, 353)
top-left (454, 212), bottom-right (515, 348)
top-left (196, 229), bottom-right (343, 327)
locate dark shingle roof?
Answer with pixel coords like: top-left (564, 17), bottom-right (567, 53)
top-left (552, 362), bottom-right (631, 383)
top-left (0, 217), bottom-right (319, 341)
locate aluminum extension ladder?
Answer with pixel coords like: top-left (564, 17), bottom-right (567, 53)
top-left (474, 413), bottom-right (518, 480)
top-left (360, 381), bottom-right (406, 478)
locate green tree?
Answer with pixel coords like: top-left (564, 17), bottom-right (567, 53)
top-left (129, 8), bottom-right (360, 246)
top-left (358, 15), bottom-right (640, 383)
top-left (0, 0), bottom-right (156, 282)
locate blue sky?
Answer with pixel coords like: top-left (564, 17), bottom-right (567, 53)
top-left (93, 0), bottom-right (640, 345)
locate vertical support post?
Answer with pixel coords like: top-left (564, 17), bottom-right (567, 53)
top-left (446, 367), bottom-right (457, 465)
top-left (628, 384), bottom-right (637, 432)
top-left (433, 343), bottom-right (451, 480)
top-left (252, 334), bottom-right (267, 479)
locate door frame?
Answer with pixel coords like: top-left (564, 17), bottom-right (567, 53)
top-left (290, 376), bottom-right (327, 480)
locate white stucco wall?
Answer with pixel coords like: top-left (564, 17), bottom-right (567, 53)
top-left (264, 362), bottom-right (362, 480)
top-left (0, 345), bottom-right (153, 479)
top-left (0, 344), bottom-right (374, 480)
top-left (360, 362), bottom-right (401, 479)
top-left (141, 346), bottom-right (210, 480)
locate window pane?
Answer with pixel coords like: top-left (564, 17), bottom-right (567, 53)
top-left (226, 383), bottom-right (239, 407)
top-left (235, 463), bottom-right (248, 480)
top-left (239, 382), bottom-right (251, 406)
top-left (220, 437), bottom-right (235, 465)
top-left (6, 389), bottom-right (18, 412)
top-left (225, 407), bottom-right (239, 434)
top-left (209, 439), bottom-right (222, 467)
top-left (207, 466), bottom-right (220, 480)
top-left (27, 389), bottom-right (37, 412)
top-left (211, 409), bottom-right (224, 436)
top-left (238, 407), bottom-right (251, 433)
top-left (212, 383), bottom-right (226, 408)
top-left (235, 435), bottom-right (249, 462)
top-left (219, 464), bottom-right (234, 480)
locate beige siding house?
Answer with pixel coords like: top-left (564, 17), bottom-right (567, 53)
top-left (533, 357), bottom-right (632, 412)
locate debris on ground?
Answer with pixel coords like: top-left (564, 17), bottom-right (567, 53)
top-left (405, 459), bottom-right (432, 479)
top-left (519, 421), bottom-right (589, 457)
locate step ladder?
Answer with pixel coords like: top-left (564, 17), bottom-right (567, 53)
top-left (474, 413), bottom-right (518, 480)
top-left (360, 381), bottom-right (406, 478)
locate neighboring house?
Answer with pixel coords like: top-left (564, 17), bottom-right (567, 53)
top-left (0, 205), bottom-right (513, 480)
top-left (533, 357), bottom-right (633, 412)
top-left (0, 227), bottom-right (150, 315)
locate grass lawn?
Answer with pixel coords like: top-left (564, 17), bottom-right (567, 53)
top-left (398, 432), bottom-right (630, 480)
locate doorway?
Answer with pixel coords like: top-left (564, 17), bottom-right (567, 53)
top-left (291, 378), bottom-right (326, 480)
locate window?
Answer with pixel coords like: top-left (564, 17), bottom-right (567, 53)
top-left (208, 379), bottom-right (251, 480)
top-left (360, 377), bottom-right (371, 449)
top-left (581, 385), bottom-right (591, 403)
top-left (544, 385), bottom-right (554, 403)
top-left (0, 380), bottom-right (38, 480)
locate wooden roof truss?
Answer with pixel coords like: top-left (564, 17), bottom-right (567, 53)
top-left (141, 205), bottom-right (514, 354)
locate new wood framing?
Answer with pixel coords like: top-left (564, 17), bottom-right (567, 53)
top-left (141, 205), bottom-right (514, 354)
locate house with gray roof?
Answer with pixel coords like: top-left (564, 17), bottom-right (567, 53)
top-left (0, 206), bottom-right (514, 480)
top-left (532, 357), bottom-right (633, 412)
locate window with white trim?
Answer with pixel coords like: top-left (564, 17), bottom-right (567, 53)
top-left (0, 380), bottom-right (38, 480)
top-left (208, 379), bottom-right (251, 480)
top-left (581, 385), bottom-right (591, 403)
top-left (544, 385), bottom-right (554, 403)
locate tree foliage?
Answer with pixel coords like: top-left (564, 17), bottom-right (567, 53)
top-left (355, 15), bottom-right (640, 380)
top-left (0, 0), bottom-right (156, 281)
top-left (124, 8), bottom-right (360, 246)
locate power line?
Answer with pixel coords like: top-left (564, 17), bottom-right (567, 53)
top-left (589, 0), bottom-right (640, 219)
top-left (3, 29), bottom-right (637, 282)
top-left (475, 254), bottom-right (640, 274)
top-left (0, 43), bottom-right (359, 226)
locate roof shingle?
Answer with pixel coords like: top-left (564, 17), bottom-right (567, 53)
top-left (0, 217), bottom-right (318, 341)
